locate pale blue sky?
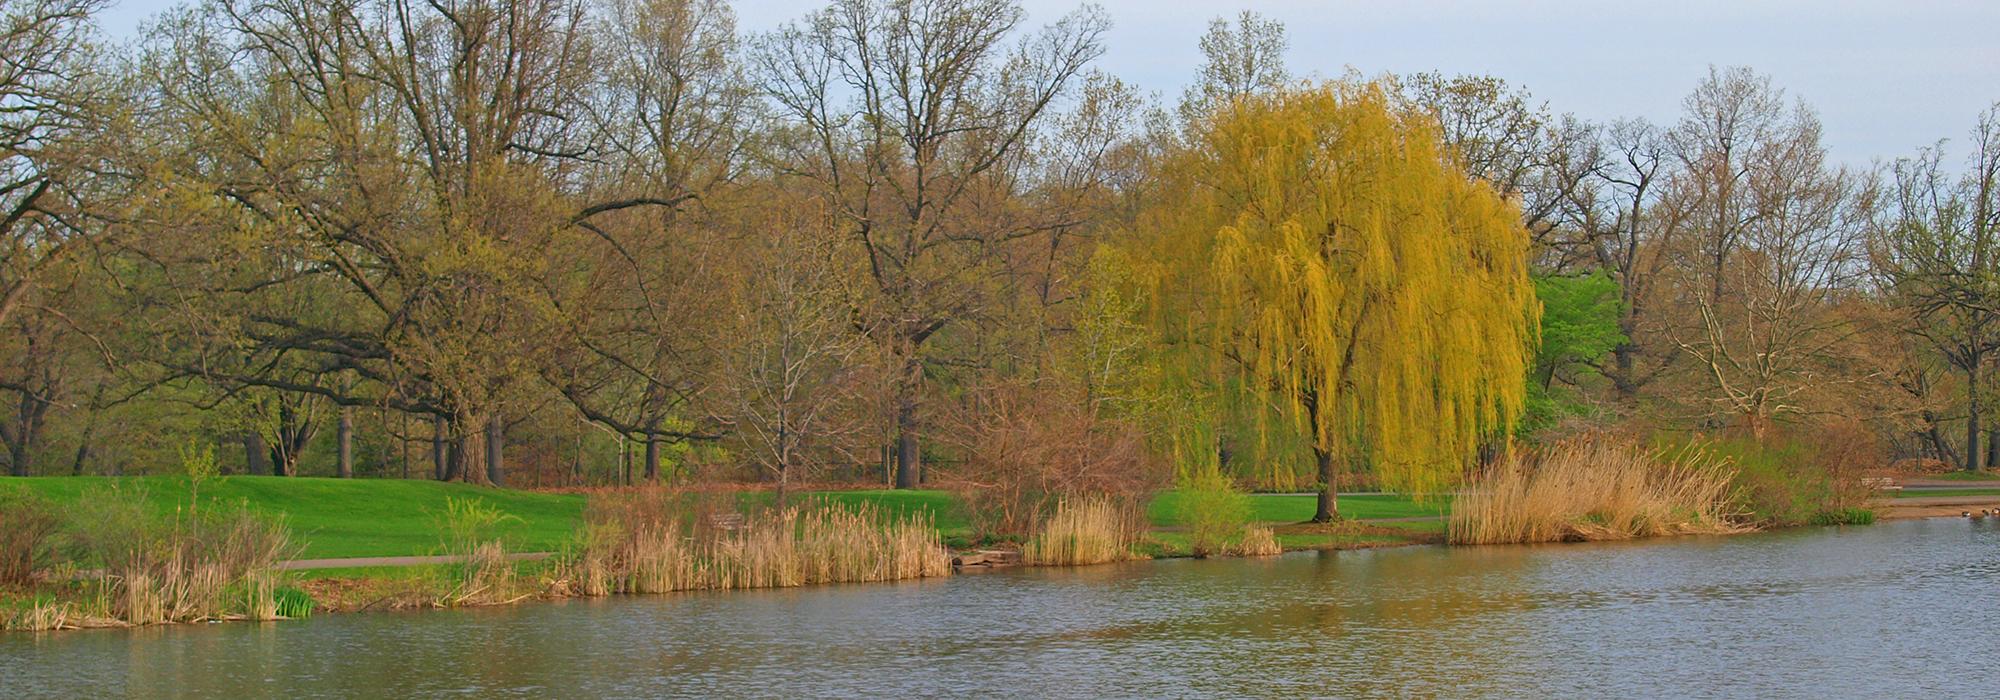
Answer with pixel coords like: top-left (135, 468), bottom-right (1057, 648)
top-left (95, 0), bottom-right (2000, 167)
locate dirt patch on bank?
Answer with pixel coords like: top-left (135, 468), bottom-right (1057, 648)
top-left (1874, 495), bottom-right (2000, 521)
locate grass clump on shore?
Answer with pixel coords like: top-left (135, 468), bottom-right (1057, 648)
top-left (1450, 438), bottom-right (1752, 545)
top-left (1022, 496), bottom-right (1138, 566)
top-left (3, 484), bottom-right (299, 630)
top-left (560, 489), bottom-right (949, 596)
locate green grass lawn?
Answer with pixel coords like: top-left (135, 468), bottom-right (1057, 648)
top-left (743, 489), bottom-right (971, 534)
top-left (1145, 491), bottom-right (1449, 526)
top-left (4, 476), bottom-right (587, 560)
top-left (4, 477), bottom-right (1447, 562)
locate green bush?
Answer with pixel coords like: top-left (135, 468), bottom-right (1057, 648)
top-left (1675, 426), bottom-right (1877, 527)
top-left (1178, 467), bottom-right (1251, 557)
top-left (0, 487), bottom-right (63, 584)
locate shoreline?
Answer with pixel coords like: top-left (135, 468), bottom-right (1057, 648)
top-left (1874, 494), bottom-right (2000, 520)
top-left (12, 503), bottom-right (1987, 633)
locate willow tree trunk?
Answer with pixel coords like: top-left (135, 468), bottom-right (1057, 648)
top-left (485, 416), bottom-right (504, 486)
top-left (1311, 444), bottom-right (1339, 523)
top-left (337, 407), bottom-right (354, 478)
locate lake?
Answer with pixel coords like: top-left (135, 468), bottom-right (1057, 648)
top-left (4, 517), bottom-right (1996, 697)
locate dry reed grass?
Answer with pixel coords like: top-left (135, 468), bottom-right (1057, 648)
top-left (1232, 526), bottom-right (1282, 556)
top-left (62, 489), bottom-right (297, 625)
top-left (1450, 438), bottom-right (1754, 545)
top-left (560, 491), bottom-right (949, 595)
top-left (1022, 496), bottom-right (1138, 566)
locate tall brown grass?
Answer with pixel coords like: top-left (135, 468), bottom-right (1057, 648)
top-left (1022, 496), bottom-right (1138, 566)
top-left (561, 491), bottom-right (949, 595)
top-left (64, 487), bottom-right (297, 625)
top-left (1450, 438), bottom-right (1753, 545)
top-left (1232, 526), bottom-right (1282, 557)
top-left (433, 498), bottom-right (522, 606)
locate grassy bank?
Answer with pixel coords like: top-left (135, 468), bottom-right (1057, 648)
top-left (4, 477), bottom-right (587, 559)
top-left (0, 477), bottom-right (1452, 630)
top-left (3, 477), bottom-right (1440, 560)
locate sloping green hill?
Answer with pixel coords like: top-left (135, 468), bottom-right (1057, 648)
top-left (5, 476), bottom-right (588, 559)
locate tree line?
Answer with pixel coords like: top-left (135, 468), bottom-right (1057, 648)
top-left (2, 0), bottom-right (1996, 498)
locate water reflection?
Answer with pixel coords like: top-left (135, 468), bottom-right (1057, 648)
top-left (4, 518), bottom-right (1996, 697)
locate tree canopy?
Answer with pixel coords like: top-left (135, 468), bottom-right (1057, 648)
top-left (1130, 82), bottom-right (1539, 515)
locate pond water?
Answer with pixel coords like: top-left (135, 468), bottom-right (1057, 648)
top-left (5, 517), bottom-right (1997, 698)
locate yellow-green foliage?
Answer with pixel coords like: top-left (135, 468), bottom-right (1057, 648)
top-left (1178, 467), bottom-right (1252, 556)
top-left (1131, 81), bottom-right (1539, 495)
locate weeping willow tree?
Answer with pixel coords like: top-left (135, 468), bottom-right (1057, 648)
top-left (1131, 82), bottom-right (1539, 521)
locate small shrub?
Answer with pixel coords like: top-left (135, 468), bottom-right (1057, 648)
top-left (1178, 468), bottom-right (1252, 557)
top-left (1022, 496), bottom-right (1137, 566)
top-left (179, 438), bottom-right (219, 513)
top-left (1705, 421), bottom-right (1882, 526)
top-left (0, 487), bottom-right (63, 584)
top-left (943, 381), bottom-right (1161, 538)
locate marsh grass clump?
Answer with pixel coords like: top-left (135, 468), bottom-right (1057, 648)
top-left (1022, 496), bottom-right (1138, 566)
top-left (1232, 526), bottom-right (1282, 557)
top-left (558, 490), bottom-right (948, 595)
top-left (432, 498), bottom-right (523, 606)
top-left (63, 485), bottom-right (297, 625)
top-left (1450, 438), bottom-right (1752, 545)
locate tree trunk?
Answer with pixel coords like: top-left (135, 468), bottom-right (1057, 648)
top-left (1987, 427), bottom-right (1999, 474)
top-left (246, 433), bottom-right (270, 476)
top-left (1969, 363), bottom-right (1984, 472)
top-left (69, 406), bottom-right (99, 476)
top-left (337, 407), bottom-right (354, 478)
top-left (893, 348), bottom-right (922, 489)
top-left (444, 433), bottom-right (465, 482)
top-left (1311, 444), bottom-right (1339, 523)
top-left (6, 436), bottom-right (26, 477)
top-left (432, 415), bottom-right (448, 480)
top-left (485, 415), bottom-right (504, 487)
top-left (643, 430), bottom-right (660, 482)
